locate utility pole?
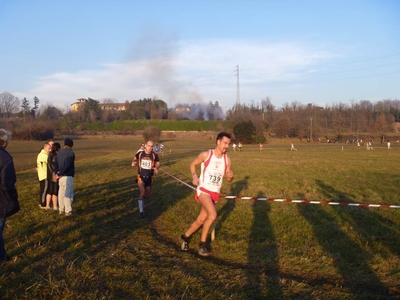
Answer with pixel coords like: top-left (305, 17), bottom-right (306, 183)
top-left (235, 65), bottom-right (240, 110)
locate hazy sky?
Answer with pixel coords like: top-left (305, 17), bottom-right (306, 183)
top-left (1, 0), bottom-right (399, 111)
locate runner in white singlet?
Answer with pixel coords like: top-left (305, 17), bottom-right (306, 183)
top-left (179, 132), bottom-right (234, 257)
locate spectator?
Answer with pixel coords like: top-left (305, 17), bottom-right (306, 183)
top-left (55, 138), bottom-right (76, 216)
top-left (37, 139), bottom-right (53, 209)
top-left (0, 129), bottom-right (20, 264)
top-left (46, 142), bottom-right (61, 210)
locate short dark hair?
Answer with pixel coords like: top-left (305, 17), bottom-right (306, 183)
top-left (64, 138), bottom-right (74, 148)
top-left (52, 142), bottom-right (61, 152)
top-left (216, 132), bottom-right (231, 143)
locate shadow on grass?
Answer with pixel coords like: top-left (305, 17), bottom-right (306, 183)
top-left (216, 176), bottom-right (249, 238)
top-left (296, 180), bottom-right (395, 297)
top-left (245, 190), bottom-right (283, 299)
top-left (316, 180), bottom-right (400, 257)
top-left (3, 163), bottom-right (193, 298)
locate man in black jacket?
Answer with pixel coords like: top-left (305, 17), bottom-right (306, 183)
top-left (0, 129), bottom-right (20, 263)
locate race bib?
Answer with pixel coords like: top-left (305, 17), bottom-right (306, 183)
top-left (206, 171), bottom-right (223, 186)
top-left (140, 159), bottom-right (152, 170)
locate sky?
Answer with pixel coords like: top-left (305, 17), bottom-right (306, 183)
top-left (0, 0), bottom-right (399, 112)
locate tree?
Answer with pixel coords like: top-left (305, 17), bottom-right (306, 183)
top-left (40, 105), bottom-right (63, 120)
top-left (233, 121), bottom-right (256, 143)
top-left (32, 96), bottom-right (40, 118)
top-left (83, 98), bottom-right (101, 124)
top-left (272, 115), bottom-right (292, 138)
top-left (20, 97), bottom-right (30, 113)
top-left (0, 91), bottom-right (20, 118)
top-left (20, 97), bottom-right (31, 122)
top-left (143, 126), bottom-right (161, 142)
top-left (375, 113), bottom-right (387, 136)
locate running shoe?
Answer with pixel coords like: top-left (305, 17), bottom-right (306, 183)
top-left (180, 235), bottom-right (190, 251)
top-left (198, 242), bottom-right (211, 257)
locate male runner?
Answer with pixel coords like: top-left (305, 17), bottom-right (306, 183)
top-left (180, 132), bottom-right (234, 256)
top-left (131, 140), bottom-right (160, 218)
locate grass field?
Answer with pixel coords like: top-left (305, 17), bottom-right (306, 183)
top-left (1, 136), bottom-right (399, 299)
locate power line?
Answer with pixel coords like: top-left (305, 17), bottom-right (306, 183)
top-left (315, 62), bottom-right (400, 76)
top-left (316, 53), bottom-right (400, 69)
top-left (304, 70), bottom-right (400, 83)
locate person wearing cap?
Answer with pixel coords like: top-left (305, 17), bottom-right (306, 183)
top-left (54, 138), bottom-right (75, 216)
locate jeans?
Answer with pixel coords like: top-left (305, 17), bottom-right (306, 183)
top-left (0, 217), bottom-right (6, 260)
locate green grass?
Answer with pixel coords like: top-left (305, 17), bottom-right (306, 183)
top-left (1, 137), bottom-right (399, 299)
top-left (86, 119), bottom-right (234, 132)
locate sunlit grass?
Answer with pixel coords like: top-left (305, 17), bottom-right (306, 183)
top-left (1, 137), bottom-right (399, 299)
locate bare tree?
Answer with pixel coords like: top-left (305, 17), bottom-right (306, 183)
top-left (102, 98), bottom-right (115, 104)
top-left (87, 109), bottom-right (98, 125)
top-left (261, 96), bottom-right (274, 123)
top-left (0, 92), bottom-right (20, 118)
top-left (272, 115), bottom-right (292, 138)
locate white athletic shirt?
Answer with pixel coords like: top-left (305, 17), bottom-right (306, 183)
top-left (198, 150), bottom-right (227, 193)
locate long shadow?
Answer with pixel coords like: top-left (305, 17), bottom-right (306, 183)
top-left (132, 177), bottom-right (374, 298)
top-left (212, 174), bottom-right (283, 299)
top-left (316, 180), bottom-right (400, 258)
top-left (10, 177), bottom-right (139, 261)
top-left (215, 176), bottom-right (250, 239)
top-left (298, 181), bottom-right (393, 298)
top-left (244, 191), bottom-right (283, 299)
top-left (3, 155), bottom-right (193, 298)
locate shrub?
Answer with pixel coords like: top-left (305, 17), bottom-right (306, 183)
top-left (143, 126), bottom-right (161, 142)
top-left (233, 121), bottom-right (256, 143)
top-left (12, 121), bottom-right (55, 140)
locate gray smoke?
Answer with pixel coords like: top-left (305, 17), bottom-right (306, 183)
top-left (174, 102), bottom-right (225, 120)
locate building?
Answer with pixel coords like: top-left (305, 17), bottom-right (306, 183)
top-left (174, 107), bottom-right (191, 112)
top-left (71, 98), bottom-right (127, 112)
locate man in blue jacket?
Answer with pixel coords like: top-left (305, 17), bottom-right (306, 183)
top-left (55, 138), bottom-right (75, 216)
top-left (0, 129), bottom-right (20, 263)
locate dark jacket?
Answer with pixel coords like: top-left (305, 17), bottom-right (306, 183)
top-left (54, 146), bottom-right (75, 177)
top-left (0, 148), bottom-right (20, 218)
top-left (47, 151), bottom-right (58, 182)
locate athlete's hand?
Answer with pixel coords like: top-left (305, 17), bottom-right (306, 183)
top-left (226, 170), bottom-right (234, 182)
top-left (192, 174), bottom-right (199, 186)
top-left (153, 168), bottom-right (159, 174)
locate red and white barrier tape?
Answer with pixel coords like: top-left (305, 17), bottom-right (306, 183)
top-left (222, 196), bottom-right (400, 208)
top-left (161, 169), bottom-right (196, 191)
top-left (161, 169), bottom-right (400, 209)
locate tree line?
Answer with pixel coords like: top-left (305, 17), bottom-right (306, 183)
top-left (226, 97), bottom-right (400, 142)
top-left (0, 91), bottom-right (399, 142)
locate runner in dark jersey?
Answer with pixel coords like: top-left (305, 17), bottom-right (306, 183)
top-left (131, 140), bottom-right (160, 218)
